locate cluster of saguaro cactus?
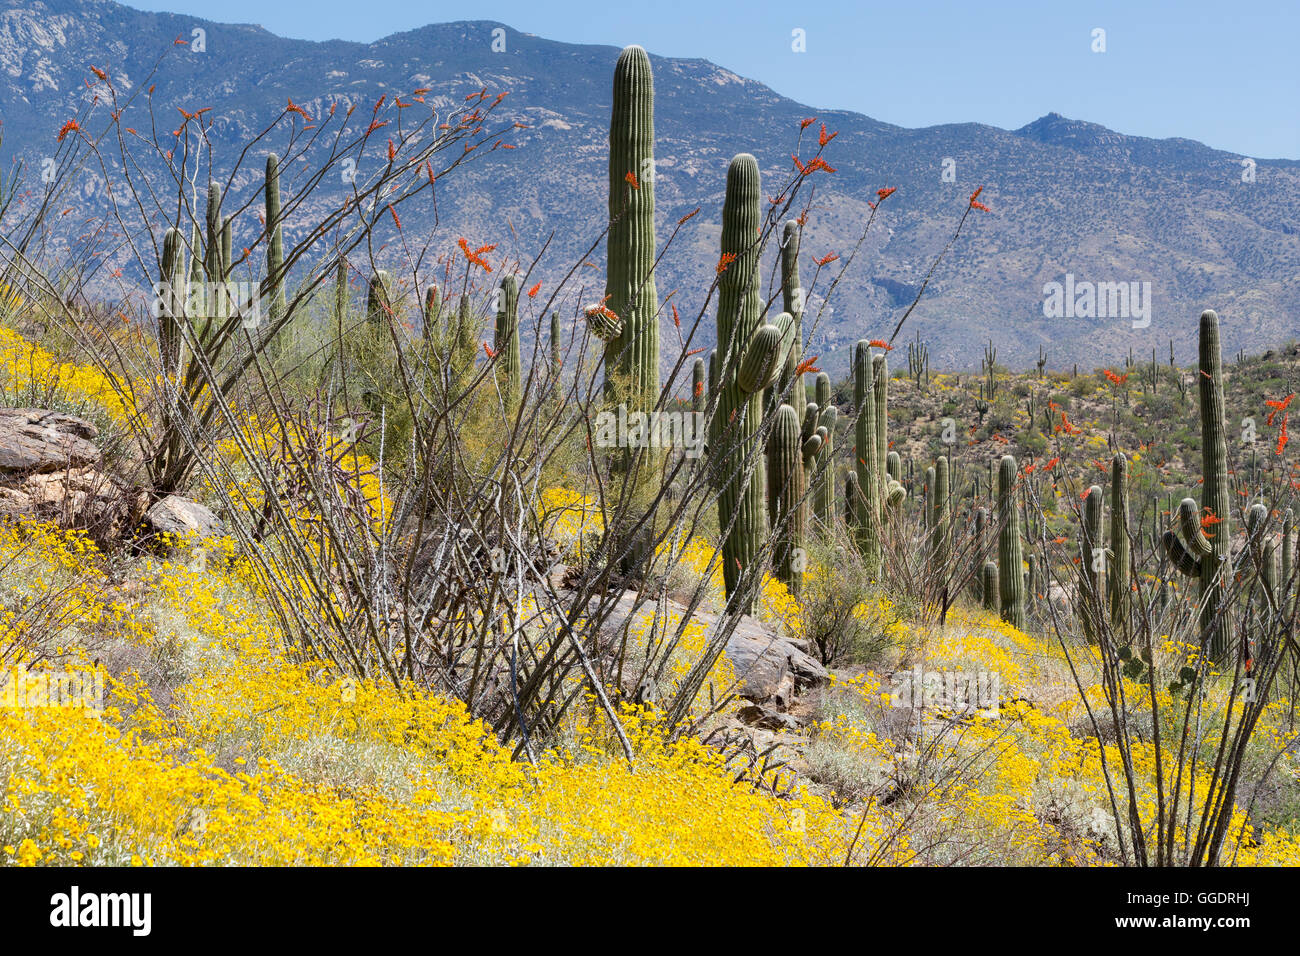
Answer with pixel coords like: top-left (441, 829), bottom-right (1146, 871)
top-left (603, 45), bottom-right (659, 411)
top-left (712, 154), bottom-right (791, 611)
top-left (997, 454), bottom-right (1026, 628)
top-left (494, 274), bottom-right (522, 409)
top-left (907, 331), bottom-right (929, 388)
top-left (1161, 310), bottom-right (1232, 660)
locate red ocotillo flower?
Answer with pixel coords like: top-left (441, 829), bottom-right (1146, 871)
top-left (815, 252), bottom-right (839, 267)
top-left (483, 342), bottom-right (497, 360)
top-left (287, 98), bottom-right (311, 120)
top-left (1278, 413), bottom-right (1289, 456)
top-left (56, 119), bottom-right (80, 142)
top-left (527, 281), bottom-right (541, 298)
top-left (818, 122), bottom-right (837, 147)
top-left (800, 117), bottom-right (816, 131)
top-left (1266, 393), bottom-right (1294, 425)
top-left (795, 356), bottom-right (821, 376)
top-left (867, 339), bottom-right (893, 351)
top-left (715, 253), bottom-right (737, 274)
top-left (625, 170), bottom-right (639, 190)
top-left (877, 187), bottom-right (896, 200)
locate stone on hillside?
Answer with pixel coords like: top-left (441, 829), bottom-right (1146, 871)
top-left (0, 408), bottom-right (101, 474)
top-left (144, 496), bottom-right (222, 540)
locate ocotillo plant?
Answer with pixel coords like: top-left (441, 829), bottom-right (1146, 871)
top-left (1161, 310), bottom-right (1232, 661)
top-left (713, 154), bottom-right (787, 611)
top-left (494, 274), bottom-right (521, 409)
top-left (767, 404), bottom-right (806, 597)
top-left (1108, 452), bottom-right (1131, 634)
top-left (998, 454), bottom-right (1025, 629)
top-left (265, 153), bottom-right (287, 325)
top-left (853, 340), bottom-right (881, 574)
top-left (603, 45), bottom-right (659, 410)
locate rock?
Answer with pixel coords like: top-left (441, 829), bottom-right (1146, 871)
top-left (0, 408), bottom-right (100, 474)
top-left (587, 589), bottom-right (828, 709)
top-left (736, 702), bottom-right (802, 731)
top-left (143, 496), bottom-right (222, 540)
top-left (0, 486), bottom-right (34, 518)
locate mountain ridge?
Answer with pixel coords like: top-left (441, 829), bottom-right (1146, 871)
top-left (1, 1), bottom-right (1297, 373)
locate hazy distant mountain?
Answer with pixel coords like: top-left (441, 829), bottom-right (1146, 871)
top-left (2, 0), bottom-right (1297, 373)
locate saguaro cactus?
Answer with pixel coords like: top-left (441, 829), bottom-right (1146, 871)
top-left (603, 45), bottom-right (659, 409)
top-left (265, 153), bottom-right (287, 325)
top-left (998, 455), bottom-right (1026, 629)
top-left (812, 372), bottom-right (834, 530)
top-left (1080, 484), bottom-right (1104, 641)
top-left (1108, 452), bottom-right (1131, 632)
top-left (1161, 310), bottom-right (1232, 660)
top-left (931, 456), bottom-right (951, 577)
top-left (691, 357), bottom-right (705, 416)
top-left (494, 274), bottom-right (521, 410)
top-left (713, 154), bottom-right (787, 611)
top-left (768, 219), bottom-right (807, 422)
top-left (159, 227), bottom-right (186, 375)
top-left (853, 341), bottom-right (881, 573)
top-left (366, 270), bottom-right (393, 325)
top-left (982, 561), bottom-right (999, 612)
top-left (767, 404), bottom-right (806, 597)
top-left (873, 354), bottom-right (888, 473)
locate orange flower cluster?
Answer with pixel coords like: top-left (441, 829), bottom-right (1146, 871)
top-left (458, 238), bottom-right (496, 271)
top-left (716, 253), bottom-right (737, 274)
top-left (1266, 393), bottom-right (1294, 425)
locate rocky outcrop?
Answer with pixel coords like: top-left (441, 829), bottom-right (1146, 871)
top-left (0, 408), bottom-right (101, 474)
top-left (586, 588), bottom-right (828, 710)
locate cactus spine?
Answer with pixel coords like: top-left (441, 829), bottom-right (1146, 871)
top-left (767, 404), bottom-right (806, 597)
top-left (1108, 452), bottom-right (1131, 633)
top-left (853, 341), bottom-right (881, 574)
top-left (998, 455), bottom-right (1026, 629)
top-left (265, 153), bottom-right (287, 325)
top-left (494, 274), bottom-right (521, 410)
top-left (1161, 311), bottom-right (1232, 660)
top-left (603, 45), bottom-right (659, 410)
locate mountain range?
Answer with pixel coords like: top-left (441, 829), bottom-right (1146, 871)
top-left (1, 0), bottom-right (1297, 373)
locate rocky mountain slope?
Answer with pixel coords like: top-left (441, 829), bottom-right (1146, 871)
top-left (1, 0), bottom-right (1297, 374)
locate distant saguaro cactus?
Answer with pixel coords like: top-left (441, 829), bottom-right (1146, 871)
top-left (767, 404), bottom-right (806, 597)
top-left (998, 455), bottom-right (1025, 629)
top-left (494, 274), bottom-right (521, 409)
top-left (853, 341), bottom-right (881, 574)
top-left (1108, 452), bottom-right (1131, 633)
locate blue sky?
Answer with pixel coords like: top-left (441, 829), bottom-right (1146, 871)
top-left (128, 0), bottom-right (1299, 159)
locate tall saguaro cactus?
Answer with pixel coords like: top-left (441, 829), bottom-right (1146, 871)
top-left (1080, 484), bottom-right (1104, 642)
top-left (494, 274), bottom-right (522, 410)
top-left (366, 270), bottom-right (393, 325)
top-left (853, 341), bottom-right (881, 574)
top-left (873, 354), bottom-right (888, 473)
top-left (767, 404), bottom-right (806, 597)
top-left (265, 153), bottom-right (287, 325)
top-left (713, 154), bottom-right (785, 612)
top-left (998, 455), bottom-right (1026, 629)
top-left (603, 45), bottom-right (659, 409)
top-left (812, 372), bottom-right (834, 529)
top-left (1161, 310), bottom-right (1233, 660)
top-left (1108, 452), bottom-right (1131, 632)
